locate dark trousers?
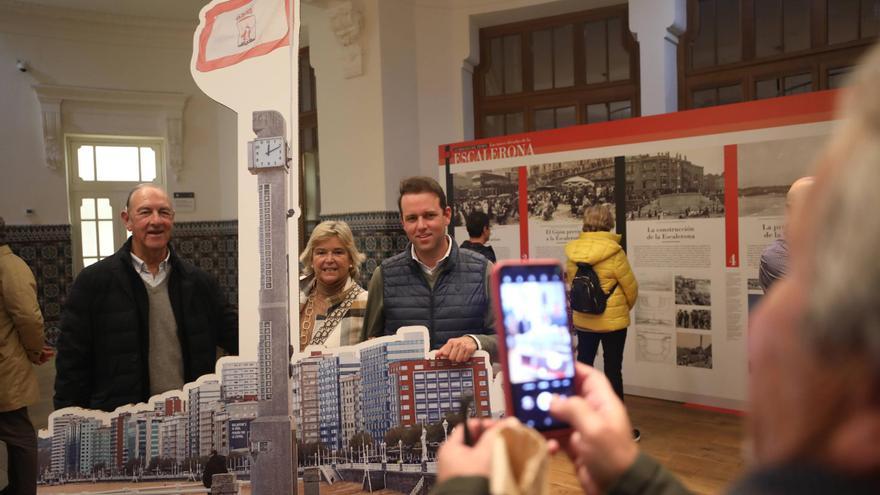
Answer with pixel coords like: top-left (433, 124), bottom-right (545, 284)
top-left (576, 328), bottom-right (627, 401)
top-left (0, 407), bottom-right (37, 495)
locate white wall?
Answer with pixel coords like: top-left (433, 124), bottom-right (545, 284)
top-left (303, 0), bottom-right (633, 215)
top-left (303, 0), bottom-right (389, 214)
top-left (377, 0), bottom-right (421, 210)
top-left (629, 0), bottom-right (685, 115)
top-left (0, 4), bottom-right (237, 225)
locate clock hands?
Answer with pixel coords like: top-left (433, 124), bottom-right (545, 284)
top-left (253, 139), bottom-right (287, 168)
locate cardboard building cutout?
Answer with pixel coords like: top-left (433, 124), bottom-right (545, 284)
top-left (39, 327), bottom-right (503, 488)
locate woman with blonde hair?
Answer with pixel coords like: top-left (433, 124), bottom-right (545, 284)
top-left (298, 220), bottom-right (368, 348)
top-left (564, 204), bottom-right (638, 435)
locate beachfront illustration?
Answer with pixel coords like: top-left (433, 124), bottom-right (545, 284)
top-left (38, 328), bottom-right (503, 492)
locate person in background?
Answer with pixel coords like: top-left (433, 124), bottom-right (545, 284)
top-left (460, 211), bottom-right (496, 263)
top-left (758, 176), bottom-right (814, 292)
top-left (432, 41), bottom-right (880, 495)
top-left (362, 176), bottom-right (496, 362)
top-left (55, 184), bottom-right (238, 412)
top-left (564, 204), bottom-right (639, 439)
top-left (202, 450), bottom-right (228, 489)
top-left (0, 217), bottom-right (54, 495)
top-left (298, 220), bottom-right (368, 349)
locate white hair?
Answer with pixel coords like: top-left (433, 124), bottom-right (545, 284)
top-left (804, 42), bottom-right (880, 380)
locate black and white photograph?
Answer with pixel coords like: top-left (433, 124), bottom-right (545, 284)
top-left (624, 148), bottom-right (725, 221)
top-left (676, 308), bottom-right (711, 330)
top-left (676, 332), bottom-right (713, 369)
top-left (675, 275), bottom-right (711, 306)
top-left (451, 167), bottom-right (520, 227)
top-left (638, 271), bottom-right (673, 292)
top-left (738, 135), bottom-right (825, 217)
top-left (526, 159), bottom-right (616, 224)
top-left (747, 278), bottom-right (762, 291)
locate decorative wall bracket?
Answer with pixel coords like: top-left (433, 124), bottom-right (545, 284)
top-left (36, 96), bottom-right (63, 171)
top-left (330, 0), bottom-right (364, 79)
top-left (166, 116), bottom-right (184, 179)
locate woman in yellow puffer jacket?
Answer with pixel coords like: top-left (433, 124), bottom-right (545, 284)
top-left (564, 205), bottom-right (638, 406)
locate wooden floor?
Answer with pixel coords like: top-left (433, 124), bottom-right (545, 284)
top-left (329, 395), bottom-right (745, 495)
top-left (548, 395), bottom-right (746, 495)
top-left (34, 396), bottom-right (743, 495)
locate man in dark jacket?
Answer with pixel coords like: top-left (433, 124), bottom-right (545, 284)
top-left (202, 450), bottom-right (228, 489)
top-left (54, 185), bottom-right (237, 412)
top-left (362, 177), bottom-right (495, 362)
top-left (460, 211), bottom-right (496, 263)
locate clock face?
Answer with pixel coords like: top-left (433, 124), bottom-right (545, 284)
top-left (252, 137), bottom-right (286, 168)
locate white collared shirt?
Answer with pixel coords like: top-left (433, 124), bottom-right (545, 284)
top-left (410, 234), bottom-right (453, 276)
top-left (130, 250), bottom-right (171, 287)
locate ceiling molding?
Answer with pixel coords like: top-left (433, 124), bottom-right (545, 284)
top-left (33, 84), bottom-right (188, 110)
top-left (0, 0), bottom-right (196, 31)
top-left (0, 0), bottom-right (196, 48)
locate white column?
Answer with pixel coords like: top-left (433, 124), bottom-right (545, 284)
top-left (376, 0), bottom-right (421, 209)
top-left (304, 0), bottom-right (422, 213)
top-left (303, 0), bottom-right (390, 213)
top-left (629, 0), bottom-right (687, 116)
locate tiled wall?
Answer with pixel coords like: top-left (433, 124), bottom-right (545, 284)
top-left (173, 220), bottom-right (239, 305)
top-left (6, 221), bottom-right (238, 345)
top-left (9, 214), bottom-right (410, 339)
top-left (319, 211), bottom-right (407, 288)
top-left (7, 225), bottom-right (73, 346)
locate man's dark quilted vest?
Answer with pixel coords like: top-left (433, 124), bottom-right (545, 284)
top-left (382, 242), bottom-right (491, 349)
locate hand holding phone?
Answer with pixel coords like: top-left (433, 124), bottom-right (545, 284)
top-left (492, 259), bottom-right (575, 438)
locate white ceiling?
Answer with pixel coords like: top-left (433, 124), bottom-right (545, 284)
top-left (13, 0), bottom-right (208, 21)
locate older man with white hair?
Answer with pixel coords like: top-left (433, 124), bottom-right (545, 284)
top-left (55, 184), bottom-right (238, 412)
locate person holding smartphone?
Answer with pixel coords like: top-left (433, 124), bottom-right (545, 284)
top-left (434, 40), bottom-right (880, 495)
top-left (564, 205), bottom-right (638, 438)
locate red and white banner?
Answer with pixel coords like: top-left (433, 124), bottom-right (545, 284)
top-left (437, 90), bottom-right (840, 410)
top-left (195, 0), bottom-right (292, 72)
top-left (438, 92), bottom-right (837, 166)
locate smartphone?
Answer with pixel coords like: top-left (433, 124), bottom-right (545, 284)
top-left (492, 259), bottom-right (575, 437)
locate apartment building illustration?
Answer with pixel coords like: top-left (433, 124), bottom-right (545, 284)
top-left (41, 327), bottom-right (500, 481)
top-left (290, 328), bottom-right (498, 450)
top-left (389, 358), bottom-right (492, 428)
top-left (40, 368), bottom-right (259, 481)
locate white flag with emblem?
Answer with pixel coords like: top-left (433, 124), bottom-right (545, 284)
top-left (195, 0), bottom-right (291, 72)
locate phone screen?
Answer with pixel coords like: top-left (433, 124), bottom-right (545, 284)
top-left (498, 263), bottom-right (575, 431)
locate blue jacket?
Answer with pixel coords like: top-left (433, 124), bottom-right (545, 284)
top-left (381, 242), bottom-right (492, 350)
